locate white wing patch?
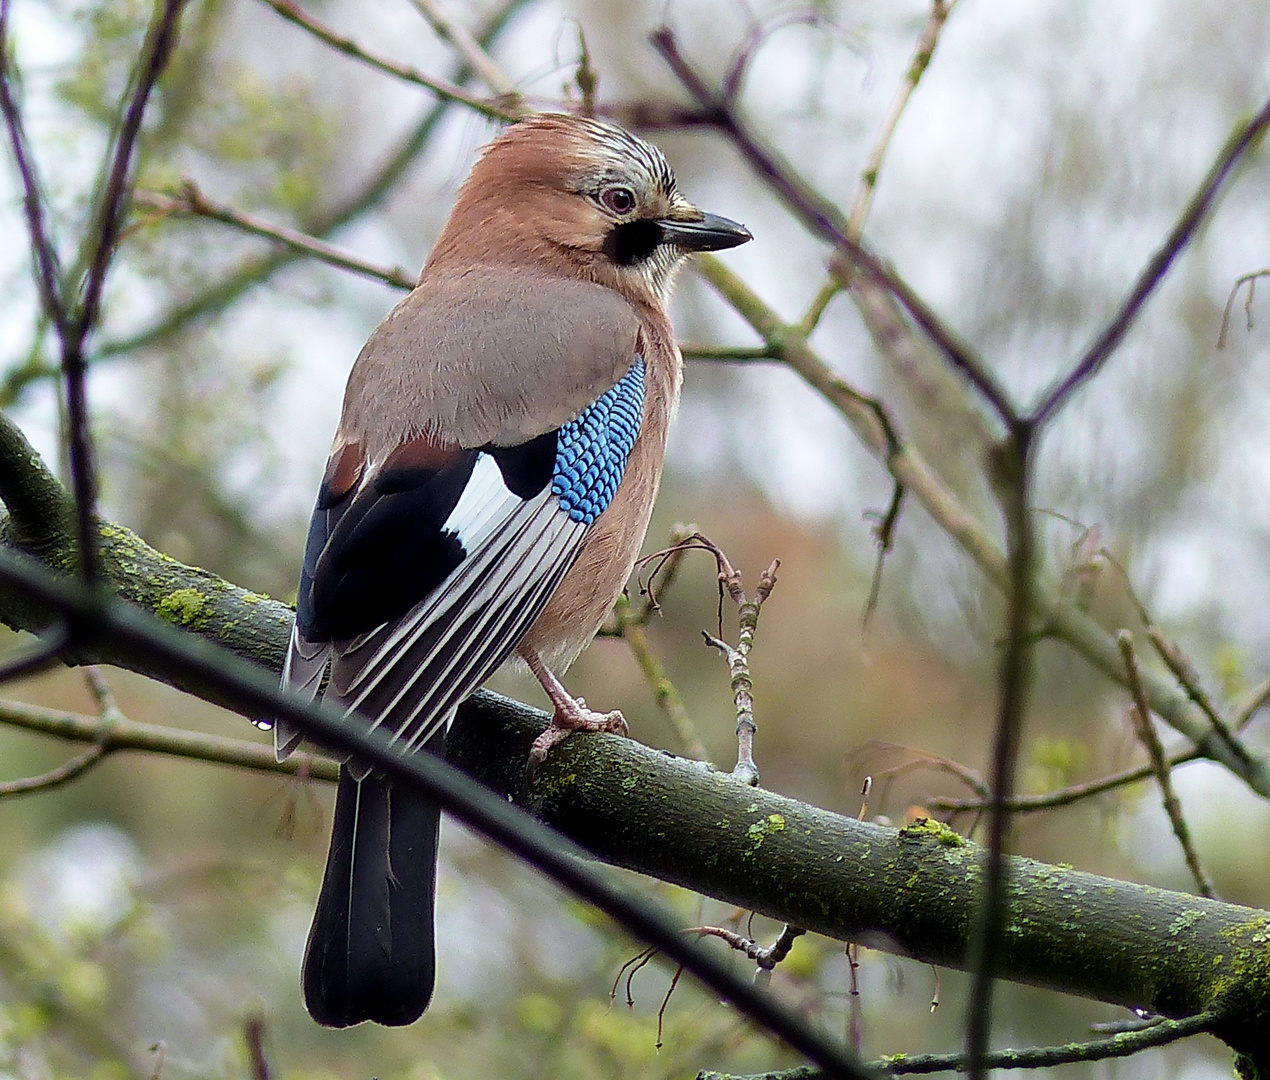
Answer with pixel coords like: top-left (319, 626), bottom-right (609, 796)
top-left (316, 450), bottom-right (590, 757)
top-left (446, 452), bottom-right (519, 552)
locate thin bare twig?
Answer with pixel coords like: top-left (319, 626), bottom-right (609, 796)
top-left (965, 422), bottom-right (1035, 1080)
top-left (601, 528), bottom-right (709, 760)
top-left (82, 664), bottom-right (123, 722)
top-left (243, 1015), bottom-right (272, 1080)
top-left (1232, 678), bottom-right (1270, 730)
top-left (845, 941), bottom-right (864, 1050)
top-left (706, 1010), bottom-right (1220, 1078)
top-left (0, 0), bottom-right (67, 327)
top-left (259, 0), bottom-right (520, 122)
top-left (928, 746), bottom-right (1203, 815)
top-left (408, 0), bottom-right (517, 98)
top-left (1217, 269), bottom-right (1270, 348)
top-left (1034, 91), bottom-right (1270, 422)
top-left (703, 626), bottom-right (762, 784)
top-left (656, 964), bottom-right (684, 1049)
top-left (613, 946), bottom-right (658, 1008)
top-left (812, 1), bottom-right (988, 466)
top-left (76, 1), bottom-right (185, 347)
top-left (0, 664), bottom-right (122, 798)
top-left (631, 524), bottom-right (695, 622)
top-left (1145, 626), bottom-right (1248, 764)
top-left (611, 592), bottom-right (709, 762)
top-left (875, 1009), bottom-right (1217, 1075)
top-left (134, 183), bottom-right (418, 289)
top-left (845, 0), bottom-right (954, 240)
top-left (59, 0), bottom-right (187, 582)
top-left (862, 480), bottom-right (905, 629)
top-left (611, 945), bottom-right (657, 1008)
top-left (802, 0), bottom-right (957, 333)
top-left (1084, 540), bottom-right (1251, 766)
top-left (680, 343), bottom-right (780, 361)
top-left (0, 740), bottom-right (106, 797)
top-left (633, 533), bottom-right (736, 636)
top-left (651, 26), bottom-right (1019, 426)
top-left (0, 695), bottom-right (338, 781)
top-left (1118, 632), bottom-right (1217, 899)
top-left (695, 539), bottom-right (779, 786)
top-left (687, 923), bottom-right (806, 976)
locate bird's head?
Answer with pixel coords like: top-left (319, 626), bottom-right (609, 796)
top-left (428, 113), bottom-right (751, 306)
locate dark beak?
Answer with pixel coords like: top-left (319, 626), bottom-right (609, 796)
top-left (657, 211), bottom-right (752, 252)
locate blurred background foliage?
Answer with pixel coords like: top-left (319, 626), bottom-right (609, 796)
top-left (1, 0), bottom-right (1269, 1077)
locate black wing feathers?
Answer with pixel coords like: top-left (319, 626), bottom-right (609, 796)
top-left (295, 491), bottom-right (349, 644)
top-left (298, 434), bottom-right (561, 645)
top-left (485, 430), bottom-right (557, 498)
top-left (306, 452), bottom-right (476, 642)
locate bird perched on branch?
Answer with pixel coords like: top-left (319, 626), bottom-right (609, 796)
top-left (279, 112), bottom-right (751, 1028)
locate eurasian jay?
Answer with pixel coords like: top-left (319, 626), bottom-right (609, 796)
top-left (278, 112), bottom-right (751, 1028)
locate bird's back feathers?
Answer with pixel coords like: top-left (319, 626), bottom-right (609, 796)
top-left (340, 267), bottom-right (641, 457)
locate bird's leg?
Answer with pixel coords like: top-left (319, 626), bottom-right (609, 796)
top-left (522, 649), bottom-right (628, 763)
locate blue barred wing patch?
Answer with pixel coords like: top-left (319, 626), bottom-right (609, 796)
top-left (552, 358), bottom-right (645, 524)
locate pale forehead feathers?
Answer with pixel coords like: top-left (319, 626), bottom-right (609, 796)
top-left (566, 116), bottom-right (677, 195)
top-left (477, 113), bottom-right (678, 199)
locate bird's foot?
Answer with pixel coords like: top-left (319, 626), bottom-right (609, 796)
top-left (528, 695), bottom-right (628, 765)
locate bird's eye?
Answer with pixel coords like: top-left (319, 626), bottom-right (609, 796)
top-left (600, 186), bottom-right (637, 215)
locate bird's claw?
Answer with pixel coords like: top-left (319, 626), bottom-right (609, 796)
top-left (526, 702), bottom-right (629, 773)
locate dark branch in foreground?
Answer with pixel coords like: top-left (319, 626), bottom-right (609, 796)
top-left (0, 515), bottom-right (1266, 1066)
top-left (0, 416), bottom-right (1267, 1064)
top-left (0, 414), bottom-right (291, 704)
top-left (0, 563), bottom-right (1265, 1067)
top-left (0, 545), bottom-right (875, 1080)
top-left (4, 606), bottom-right (1268, 1061)
top-left (963, 422), bottom-right (1034, 1078)
top-left (0, 0), bottom-right (66, 326)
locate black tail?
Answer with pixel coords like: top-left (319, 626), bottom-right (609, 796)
top-left (303, 766), bottom-right (441, 1027)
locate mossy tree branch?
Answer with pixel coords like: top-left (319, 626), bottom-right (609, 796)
top-left (0, 420), bottom-right (1266, 1063)
top-left (0, 412), bottom-right (290, 701)
top-left (451, 702), bottom-right (1270, 1061)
